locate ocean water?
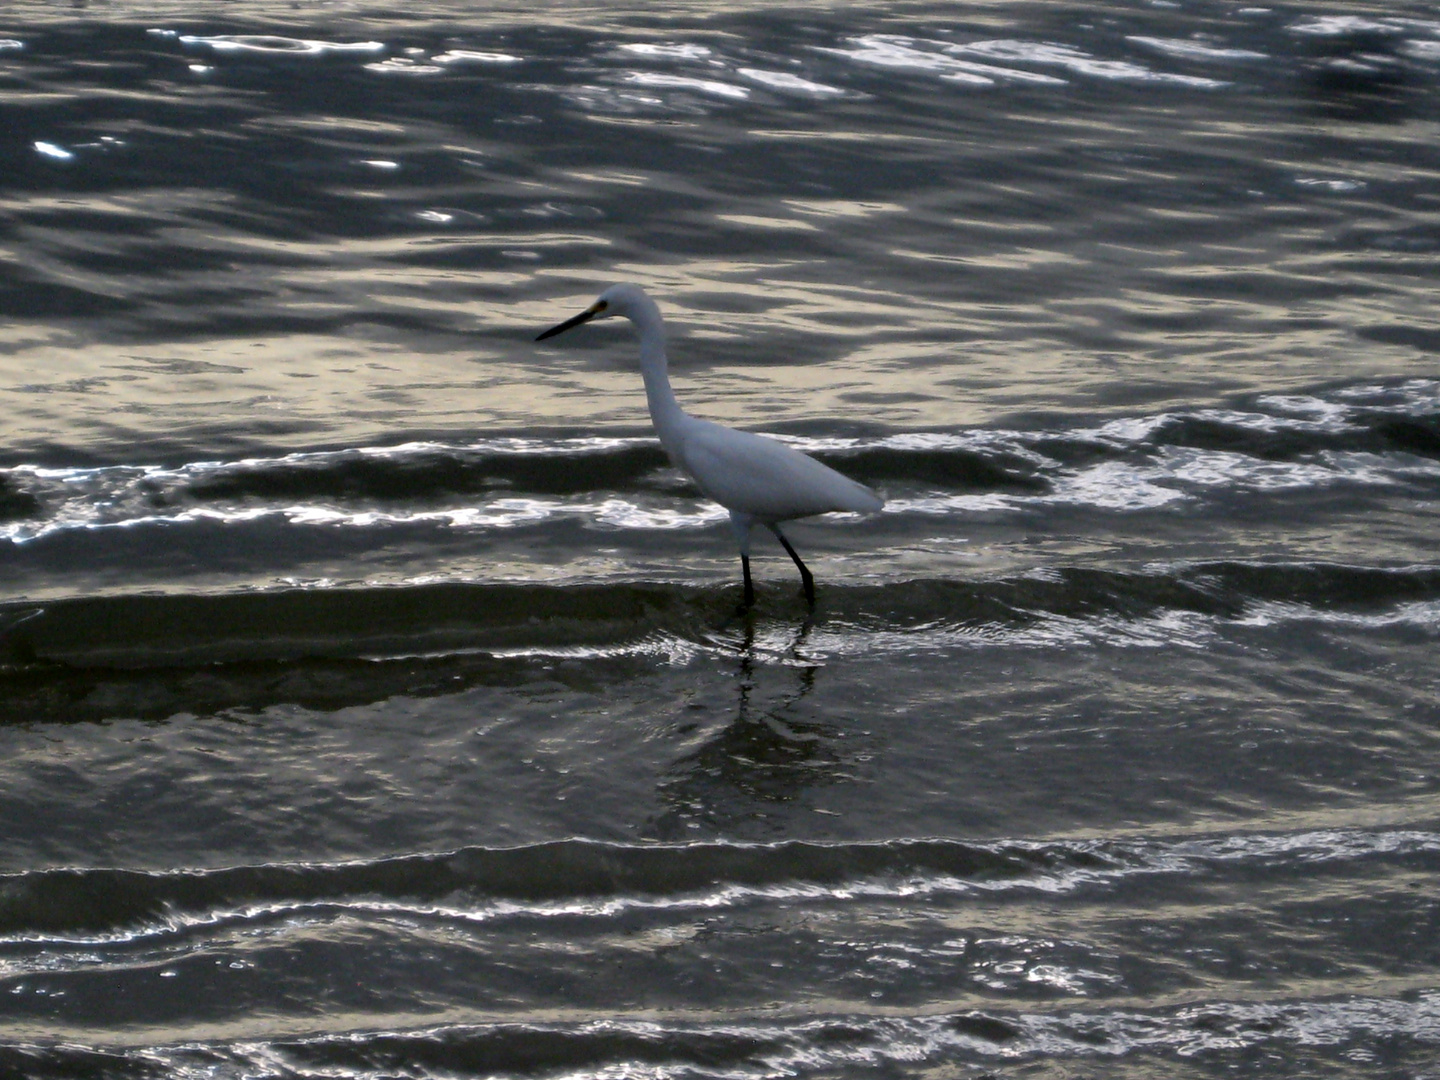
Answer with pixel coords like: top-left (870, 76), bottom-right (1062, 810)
top-left (2, 1), bottom-right (1439, 1076)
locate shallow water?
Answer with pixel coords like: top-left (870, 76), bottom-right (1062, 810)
top-left (2, 1), bottom-right (1439, 1077)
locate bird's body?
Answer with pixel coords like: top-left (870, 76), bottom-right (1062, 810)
top-left (537, 283), bottom-right (882, 606)
top-left (675, 419), bottom-right (878, 521)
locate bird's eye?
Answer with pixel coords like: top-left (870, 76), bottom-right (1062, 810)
top-left (594, 301), bottom-right (608, 313)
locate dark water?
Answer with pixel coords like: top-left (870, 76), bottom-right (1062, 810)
top-left (2, 1), bottom-right (1440, 1076)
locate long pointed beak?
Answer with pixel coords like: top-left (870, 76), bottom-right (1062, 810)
top-left (536, 301), bottom-right (605, 342)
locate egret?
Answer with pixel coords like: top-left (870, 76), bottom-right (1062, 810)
top-left (536, 283), bottom-right (883, 608)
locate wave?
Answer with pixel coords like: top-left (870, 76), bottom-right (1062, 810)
top-left (231, 993), bottom-right (1440, 1076)
top-left (4, 987), bottom-right (1438, 1078)
top-left (3, 826), bottom-right (1435, 942)
top-left (1, 560), bottom-right (1437, 677)
top-left (2, 381), bottom-right (1436, 544)
top-left (2, 819), bottom-right (1436, 1074)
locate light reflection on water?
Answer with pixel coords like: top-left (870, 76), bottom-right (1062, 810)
top-left (2, 0), bottom-right (1437, 459)
top-left (1, 2), bottom-right (1439, 1076)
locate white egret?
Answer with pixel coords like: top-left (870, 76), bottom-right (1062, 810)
top-left (536, 283), bottom-right (883, 607)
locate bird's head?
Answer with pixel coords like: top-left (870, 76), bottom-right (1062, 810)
top-left (535, 283), bottom-right (655, 341)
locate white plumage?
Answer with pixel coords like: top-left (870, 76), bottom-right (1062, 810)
top-left (537, 283), bottom-right (882, 606)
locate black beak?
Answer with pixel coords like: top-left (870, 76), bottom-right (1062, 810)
top-left (536, 302), bottom-right (604, 342)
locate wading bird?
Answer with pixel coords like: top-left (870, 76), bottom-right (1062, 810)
top-left (536, 284), bottom-right (882, 608)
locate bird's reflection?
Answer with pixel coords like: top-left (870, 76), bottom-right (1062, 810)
top-left (647, 611), bottom-right (859, 840)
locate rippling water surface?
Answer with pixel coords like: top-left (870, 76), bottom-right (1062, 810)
top-left (2, 1), bottom-right (1439, 1077)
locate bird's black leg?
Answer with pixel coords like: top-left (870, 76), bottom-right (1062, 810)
top-left (741, 553), bottom-right (755, 609)
top-left (768, 524), bottom-right (815, 608)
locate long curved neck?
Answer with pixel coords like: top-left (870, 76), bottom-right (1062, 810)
top-left (628, 299), bottom-right (689, 454)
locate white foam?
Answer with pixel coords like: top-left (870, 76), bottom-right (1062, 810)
top-left (1175, 827), bottom-right (1440, 864)
top-left (591, 498), bottom-right (729, 531)
top-left (1252, 394), bottom-right (1355, 426)
top-left (1164, 447), bottom-right (1347, 491)
top-left (1333, 379), bottom-right (1440, 414)
top-left (884, 493), bottom-right (1024, 515)
top-left (1235, 598), bottom-right (1440, 632)
top-left (2, 395), bottom-right (1433, 547)
top-left (773, 429), bottom-right (1051, 465)
top-left (0, 485), bottom-right (735, 543)
top-left (192, 992), bottom-right (1440, 1074)
top-left (0, 852), bottom-right (1126, 956)
top-left (7, 827), bottom-right (1433, 971)
top-left (1092, 414), bottom-right (1171, 443)
top-left (487, 633), bottom-right (703, 665)
top-left (1046, 458), bottom-right (1191, 510)
top-left (1096, 404), bottom-right (1362, 441)
top-left (796, 607), bottom-right (1219, 659)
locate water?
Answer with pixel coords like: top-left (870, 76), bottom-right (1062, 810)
top-left (2, 1), bottom-right (1439, 1076)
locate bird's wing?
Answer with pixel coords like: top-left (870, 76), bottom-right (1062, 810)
top-left (677, 420), bottom-right (882, 521)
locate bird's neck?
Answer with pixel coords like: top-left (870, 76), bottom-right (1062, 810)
top-left (633, 307), bottom-right (689, 454)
